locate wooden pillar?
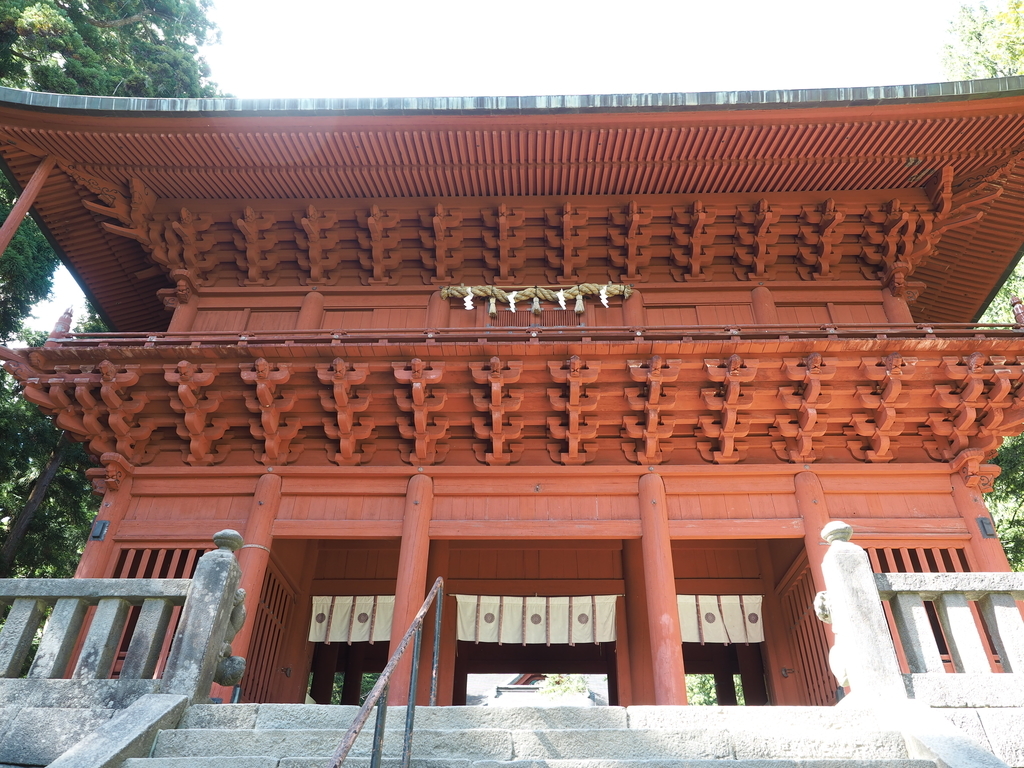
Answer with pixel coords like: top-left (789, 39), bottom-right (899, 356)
top-left (416, 539), bottom-right (449, 704)
top-left (339, 644), bottom-right (366, 704)
top-left (794, 471), bottom-right (830, 592)
top-left (881, 290), bottom-right (914, 324)
top-left (613, 595), bottom-right (633, 705)
top-left (309, 641), bottom-right (341, 704)
top-left (637, 473), bottom-right (687, 704)
top-left (388, 473), bottom-right (433, 704)
top-left (166, 300), bottom-right (199, 333)
top-left (950, 473), bottom-right (1012, 572)
top-left (232, 472), bottom-right (283, 662)
top-left (296, 289), bottom-right (325, 330)
top-left (621, 539), bottom-right (655, 704)
top-left (75, 474), bottom-right (134, 578)
top-left (623, 289), bottom-right (645, 327)
top-left (0, 155), bottom-right (55, 258)
top-left (750, 285), bottom-right (780, 324)
top-left (425, 292), bottom-right (450, 328)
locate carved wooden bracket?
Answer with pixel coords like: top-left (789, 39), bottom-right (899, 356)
top-left (470, 356), bottom-right (524, 465)
top-left (295, 205), bottom-right (343, 285)
top-left (734, 199), bottom-right (779, 280)
top-left (670, 201), bottom-right (717, 282)
top-left (547, 355), bottom-right (601, 465)
top-left (85, 452), bottom-right (135, 496)
top-left (797, 199), bottom-right (846, 280)
top-left (847, 353), bottom-right (916, 462)
top-left (420, 204), bottom-right (464, 283)
top-left (233, 207), bottom-right (282, 285)
top-left (609, 201), bottom-right (654, 281)
top-left (241, 359), bottom-right (302, 466)
top-left (317, 358), bottom-right (375, 466)
top-left (357, 205), bottom-right (402, 285)
top-left (772, 353), bottom-right (837, 463)
top-left (394, 359), bottom-right (448, 465)
top-left (699, 354), bottom-right (757, 463)
top-left (482, 204), bottom-right (527, 284)
top-left (545, 204), bottom-right (591, 283)
top-left (165, 361), bottom-right (230, 466)
top-left (621, 355), bottom-right (684, 465)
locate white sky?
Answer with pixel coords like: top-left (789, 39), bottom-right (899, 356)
top-left (29, 0), bottom-right (966, 331)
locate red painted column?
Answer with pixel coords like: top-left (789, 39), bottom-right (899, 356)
top-left (0, 155), bottom-right (55, 258)
top-left (637, 473), bottom-right (687, 704)
top-left (296, 289), bottom-right (325, 329)
top-left (881, 290), bottom-right (915, 324)
top-left (74, 474), bottom-right (134, 578)
top-left (794, 471), bottom-right (830, 592)
top-left (750, 286), bottom-right (780, 324)
top-left (425, 292), bottom-right (450, 329)
top-left (388, 473), bottom-right (433, 704)
top-left (623, 289), bottom-right (645, 327)
top-left (621, 538), bottom-right (655, 704)
top-left (232, 472), bottom-right (283, 662)
top-left (950, 473), bottom-right (1012, 572)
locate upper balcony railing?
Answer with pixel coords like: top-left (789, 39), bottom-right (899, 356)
top-left (33, 322), bottom-right (1024, 352)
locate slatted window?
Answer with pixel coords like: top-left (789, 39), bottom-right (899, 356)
top-left (105, 548), bottom-right (208, 680)
top-left (865, 546), bottom-right (1003, 673)
top-left (244, 564), bottom-right (294, 703)
top-left (490, 309), bottom-right (580, 328)
top-left (777, 555), bottom-right (835, 706)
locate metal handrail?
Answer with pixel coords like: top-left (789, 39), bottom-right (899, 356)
top-left (326, 577), bottom-right (444, 768)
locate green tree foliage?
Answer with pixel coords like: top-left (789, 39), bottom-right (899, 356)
top-left (0, 0), bottom-right (219, 98)
top-left (945, 1), bottom-right (1024, 79)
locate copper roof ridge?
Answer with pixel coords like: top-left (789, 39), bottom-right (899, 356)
top-left (2, 76), bottom-right (1024, 117)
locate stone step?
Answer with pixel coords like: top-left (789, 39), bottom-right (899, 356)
top-left (125, 758), bottom-right (936, 768)
top-left (179, 704), bottom-right (894, 734)
top-left (150, 727), bottom-right (912, 762)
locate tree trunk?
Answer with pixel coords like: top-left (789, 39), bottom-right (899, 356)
top-left (0, 434), bottom-right (67, 577)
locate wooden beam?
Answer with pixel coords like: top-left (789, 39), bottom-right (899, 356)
top-left (0, 155), bottom-right (55, 259)
top-left (429, 521), bottom-right (641, 539)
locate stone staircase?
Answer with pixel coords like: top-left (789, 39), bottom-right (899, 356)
top-left (123, 704), bottom-right (945, 767)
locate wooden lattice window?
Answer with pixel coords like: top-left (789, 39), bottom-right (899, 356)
top-left (866, 546), bottom-right (970, 574)
top-left (490, 309), bottom-right (581, 328)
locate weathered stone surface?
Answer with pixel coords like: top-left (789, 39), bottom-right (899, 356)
top-left (47, 694), bottom-right (188, 768)
top-left (153, 728), bottom-right (513, 760)
top-left (472, 761), bottom-right (936, 768)
top-left (904, 673), bottom-right (1024, 707)
top-left (0, 673), bottom-right (159, 708)
top-left (729, 730), bottom-right (908, 760)
top-left (279, 759), bottom-right (471, 768)
top-left (0, 706), bottom-right (113, 764)
top-left (124, 759), bottom-right (277, 768)
top-left (939, 709), bottom-right (992, 752)
top-left (181, 703), bottom-right (258, 730)
top-left (626, 705), bottom-right (890, 732)
top-left (978, 708), bottom-right (1024, 767)
top-left (254, 703), bottom-right (360, 730)
top-left (0, 578), bottom-right (189, 600)
top-left (875, 572), bottom-right (1024, 599)
top-left (510, 729), bottom-right (731, 760)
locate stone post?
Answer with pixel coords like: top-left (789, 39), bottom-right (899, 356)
top-left (816, 521), bottom-right (906, 701)
top-left (162, 530), bottom-right (245, 704)
top-left (637, 473), bottom-right (687, 704)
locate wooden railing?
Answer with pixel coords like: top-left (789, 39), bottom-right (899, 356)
top-left (32, 321), bottom-right (1024, 351)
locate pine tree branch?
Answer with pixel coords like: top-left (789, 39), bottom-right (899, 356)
top-left (81, 9), bottom-right (154, 29)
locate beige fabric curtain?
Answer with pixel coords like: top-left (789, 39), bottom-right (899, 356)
top-left (455, 594), bottom-right (617, 644)
top-left (677, 594), bottom-right (764, 644)
top-left (308, 595), bottom-right (394, 644)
